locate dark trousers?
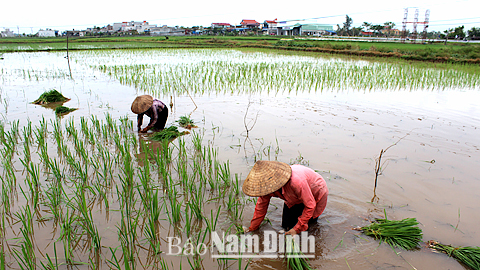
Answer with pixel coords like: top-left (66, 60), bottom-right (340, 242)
top-left (281, 203), bottom-right (318, 230)
top-left (154, 106), bottom-right (168, 130)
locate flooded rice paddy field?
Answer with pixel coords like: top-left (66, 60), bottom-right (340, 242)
top-left (1, 49), bottom-right (480, 269)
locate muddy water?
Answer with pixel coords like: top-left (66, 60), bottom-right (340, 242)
top-left (1, 50), bottom-right (479, 269)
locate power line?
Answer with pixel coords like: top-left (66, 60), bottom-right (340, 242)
top-left (430, 21), bottom-right (480, 26)
top-left (431, 16), bottom-right (480, 23)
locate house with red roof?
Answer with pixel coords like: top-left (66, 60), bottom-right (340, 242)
top-left (211, 23), bottom-right (232, 29)
top-left (240, 19), bottom-right (260, 29)
top-left (263, 19), bottom-right (278, 35)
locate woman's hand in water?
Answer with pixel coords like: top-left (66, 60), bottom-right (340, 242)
top-left (285, 228), bottom-right (297, 235)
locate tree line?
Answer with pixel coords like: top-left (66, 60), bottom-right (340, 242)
top-left (336, 15), bottom-right (480, 40)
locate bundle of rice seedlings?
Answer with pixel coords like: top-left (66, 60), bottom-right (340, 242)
top-left (150, 126), bottom-right (188, 142)
top-left (55, 106), bottom-right (76, 115)
top-left (428, 240), bottom-right (480, 270)
top-left (285, 238), bottom-right (314, 270)
top-left (360, 210), bottom-right (423, 250)
top-left (33, 89), bottom-right (69, 104)
top-left (176, 115), bottom-right (197, 129)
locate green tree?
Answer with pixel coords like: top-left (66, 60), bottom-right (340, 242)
top-left (351, 26), bottom-right (363, 36)
top-left (467, 27), bottom-right (480, 39)
top-left (452, 25), bottom-right (465, 39)
top-left (362, 22), bottom-right (372, 31)
top-left (343, 15), bottom-right (353, 36)
top-left (370, 25), bottom-right (384, 36)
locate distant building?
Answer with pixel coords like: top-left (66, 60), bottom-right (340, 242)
top-left (150, 25), bottom-right (185, 36)
top-left (276, 22), bottom-right (301, 35)
top-left (240, 19), bottom-right (260, 29)
top-left (37, 29), bottom-right (57, 37)
top-left (299, 24), bottom-right (335, 36)
top-left (113, 21), bottom-right (156, 33)
top-left (0, 28), bottom-right (15, 37)
top-left (263, 19), bottom-right (278, 35)
top-left (381, 28), bottom-right (401, 36)
top-left (211, 23), bottom-right (232, 29)
top-left (64, 30), bottom-right (86, 37)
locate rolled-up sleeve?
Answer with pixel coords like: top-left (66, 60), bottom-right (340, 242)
top-left (249, 195), bottom-right (272, 231)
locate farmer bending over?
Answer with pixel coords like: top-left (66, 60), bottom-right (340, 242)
top-left (131, 95), bottom-right (168, 133)
top-left (243, 161), bottom-right (328, 235)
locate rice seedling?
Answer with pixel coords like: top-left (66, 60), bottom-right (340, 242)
top-left (176, 115), bottom-right (197, 129)
top-left (191, 130), bottom-right (203, 152)
top-left (360, 210), bottom-right (423, 250)
top-left (218, 161), bottom-right (231, 188)
top-left (55, 105), bottom-right (77, 115)
top-left (142, 189), bottom-right (162, 254)
top-left (39, 242), bottom-right (58, 270)
top-left (59, 209), bottom-right (77, 265)
top-left (70, 182), bottom-right (102, 255)
top-left (117, 207), bottom-right (140, 270)
top-left (186, 184), bottom-right (204, 220)
top-left (22, 161), bottom-right (41, 209)
top-left (285, 237), bottom-right (314, 270)
top-left (166, 191), bottom-right (182, 224)
top-left (205, 206), bottom-right (222, 234)
top-left (43, 179), bottom-right (64, 222)
top-left (12, 204), bottom-right (36, 269)
top-left (428, 241), bottom-right (480, 270)
top-left (150, 126), bottom-right (188, 142)
top-left (1, 178), bottom-right (11, 214)
top-left (33, 89), bottom-right (69, 105)
top-left (93, 144), bottom-right (114, 186)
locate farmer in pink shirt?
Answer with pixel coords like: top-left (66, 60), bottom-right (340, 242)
top-left (243, 161), bottom-right (328, 235)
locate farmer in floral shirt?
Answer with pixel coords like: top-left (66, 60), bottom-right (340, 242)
top-left (131, 95), bottom-right (168, 133)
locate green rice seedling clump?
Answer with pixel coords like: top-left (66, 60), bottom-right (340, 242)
top-left (150, 126), bottom-right (188, 142)
top-left (428, 241), bottom-right (480, 270)
top-left (176, 115), bottom-right (197, 129)
top-left (55, 106), bottom-right (76, 115)
top-left (33, 89), bottom-right (69, 104)
top-left (360, 210), bottom-right (422, 250)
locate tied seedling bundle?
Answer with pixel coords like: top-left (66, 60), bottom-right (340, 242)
top-left (360, 210), bottom-right (422, 250)
top-left (150, 126), bottom-right (188, 142)
top-left (33, 89), bottom-right (69, 104)
top-left (176, 115), bottom-right (197, 129)
top-left (285, 238), bottom-right (314, 270)
top-left (428, 241), bottom-right (480, 270)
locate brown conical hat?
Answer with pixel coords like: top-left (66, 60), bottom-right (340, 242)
top-left (131, 95), bottom-right (153, 114)
top-left (242, 161), bottom-right (292, 197)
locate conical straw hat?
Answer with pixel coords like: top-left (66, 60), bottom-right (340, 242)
top-left (243, 161), bottom-right (292, 197)
top-left (131, 95), bottom-right (153, 114)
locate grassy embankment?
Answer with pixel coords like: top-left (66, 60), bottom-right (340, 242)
top-left (1, 35), bottom-right (479, 64)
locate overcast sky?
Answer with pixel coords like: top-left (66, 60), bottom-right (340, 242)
top-left (1, 0), bottom-right (478, 34)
